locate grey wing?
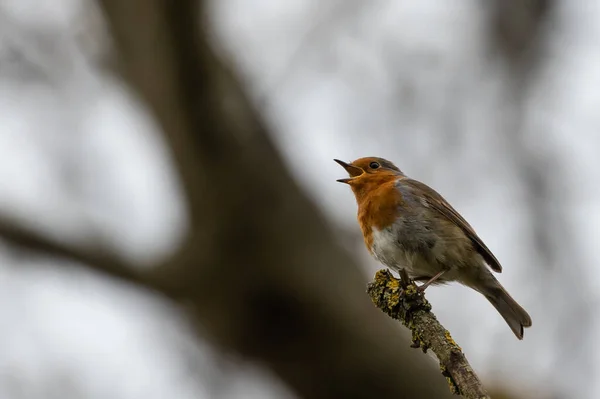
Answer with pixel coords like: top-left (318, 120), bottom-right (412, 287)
top-left (400, 178), bottom-right (503, 273)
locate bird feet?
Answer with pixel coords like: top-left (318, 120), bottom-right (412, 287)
top-left (415, 269), bottom-right (447, 293)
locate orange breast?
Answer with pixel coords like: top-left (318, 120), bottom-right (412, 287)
top-left (354, 178), bottom-right (404, 253)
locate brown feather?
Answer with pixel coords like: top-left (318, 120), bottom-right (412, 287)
top-left (403, 179), bottom-right (503, 273)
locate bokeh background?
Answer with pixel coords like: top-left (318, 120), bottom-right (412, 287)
top-left (0, 0), bottom-right (597, 398)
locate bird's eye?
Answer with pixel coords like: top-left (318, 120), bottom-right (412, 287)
top-left (369, 162), bottom-right (380, 169)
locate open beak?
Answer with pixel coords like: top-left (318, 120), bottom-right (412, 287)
top-left (334, 159), bottom-right (364, 183)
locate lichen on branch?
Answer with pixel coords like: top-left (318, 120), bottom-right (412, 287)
top-left (367, 269), bottom-right (490, 399)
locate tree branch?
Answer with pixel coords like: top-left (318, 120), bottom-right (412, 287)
top-left (0, 215), bottom-right (138, 279)
top-left (0, 214), bottom-right (187, 301)
top-left (367, 269), bottom-right (490, 399)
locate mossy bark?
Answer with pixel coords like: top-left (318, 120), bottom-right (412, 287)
top-left (367, 269), bottom-right (490, 399)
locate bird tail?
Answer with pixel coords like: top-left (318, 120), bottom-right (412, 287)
top-left (477, 277), bottom-right (532, 339)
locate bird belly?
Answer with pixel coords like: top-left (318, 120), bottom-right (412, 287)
top-left (370, 225), bottom-right (451, 281)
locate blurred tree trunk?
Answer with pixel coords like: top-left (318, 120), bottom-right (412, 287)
top-left (91, 0), bottom-right (456, 398)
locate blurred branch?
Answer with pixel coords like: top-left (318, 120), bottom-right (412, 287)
top-left (489, 0), bottom-right (552, 66)
top-left (92, 0), bottom-right (457, 398)
top-left (487, 0), bottom-right (556, 258)
top-left (0, 215), bottom-right (138, 280)
top-left (368, 269), bottom-right (489, 399)
top-left (487, 0), bottom-right (591, 384)
top-left (0, 214), bottom-right (186, 300)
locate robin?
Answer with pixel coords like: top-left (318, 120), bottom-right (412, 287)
top-left (335, 157), bottom-right (532, 339)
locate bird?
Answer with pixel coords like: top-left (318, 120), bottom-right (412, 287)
top-left (335, 156), bottom-right (532, 339)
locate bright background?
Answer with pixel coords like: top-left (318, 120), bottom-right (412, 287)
top-left (0, 1), bottom-right (597, 398)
